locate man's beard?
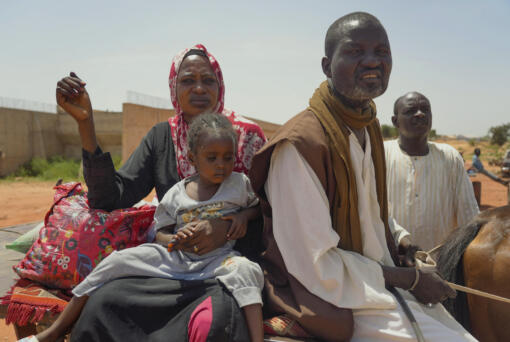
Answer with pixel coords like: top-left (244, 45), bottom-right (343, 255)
top-left (344, 84), bottom-right (385, 101)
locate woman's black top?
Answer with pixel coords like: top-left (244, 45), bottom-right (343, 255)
top-left (83, 122), bottom-right (179, 211)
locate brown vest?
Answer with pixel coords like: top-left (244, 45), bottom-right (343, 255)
top-left (249, 109), bottom-right (396, 319)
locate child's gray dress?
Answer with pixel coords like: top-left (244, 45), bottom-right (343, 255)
top-left (72, 172), bottom-right (264, 308)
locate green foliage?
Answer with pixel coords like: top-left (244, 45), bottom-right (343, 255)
top-left (5, 155), bottom-right (123, 182)
top-left (112, 155), bottom-right (123, 169)
top-left (489, 123), bottom-right (510, 146)
top-left (469, 139), bottom-right (476, 147)
top-left (10, 156), bottom-right (80, 181)
top-left (381, 124), bottom-right (398, 139)
top-left (429, 129), bottom-right (437, 140)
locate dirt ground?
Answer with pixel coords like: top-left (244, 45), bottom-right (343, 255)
top-left (0, 182), bottom-right (156, 228)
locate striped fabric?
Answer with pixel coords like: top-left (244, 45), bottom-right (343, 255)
top-left (384, 140), bottom-right (479, 251)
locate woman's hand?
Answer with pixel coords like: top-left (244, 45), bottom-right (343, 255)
top-left (177, 219), bottom-right (230, 255)
top-left (56, 72), bottom-right (98, 153)
top-left (411, 268), bottom-right (456, 305)
top-left (222, 212), bottom-right (249, 240)
top-left (56, 72), bottom-right (93, 122)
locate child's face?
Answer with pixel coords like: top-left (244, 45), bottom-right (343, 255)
top-left (190, 135), bottom-right (235, 185)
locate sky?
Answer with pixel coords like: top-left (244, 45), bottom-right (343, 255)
top-left (1, 0), bottom-right (509, 137)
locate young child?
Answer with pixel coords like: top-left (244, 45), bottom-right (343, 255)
top-left (27, 113), bottom-right (264, 342)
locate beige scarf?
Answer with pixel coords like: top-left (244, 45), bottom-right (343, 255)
top-left (308, 81), bottom-right (397, 261)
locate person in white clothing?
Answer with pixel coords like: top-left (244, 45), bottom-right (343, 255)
top-left (249, 12), bottom-right (477, 342)
top-left (385, 91), bottom-right (479, 251)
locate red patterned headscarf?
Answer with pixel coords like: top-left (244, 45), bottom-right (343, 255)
top-left (168, 44), bottom-right (266, 179)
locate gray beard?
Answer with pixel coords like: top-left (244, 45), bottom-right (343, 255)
top-left (328, 78), bottom-right (385, 101)
top-left (348, 85), bottom-right (384, 100)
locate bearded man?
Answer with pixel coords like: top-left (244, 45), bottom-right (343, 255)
top-left (250, 12), bottom-right (476, 342)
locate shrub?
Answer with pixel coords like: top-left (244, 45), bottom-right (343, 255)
top-left (7, 155), bottom-right (123, 182)
top-left (489, 124), bottom-right (510, 146)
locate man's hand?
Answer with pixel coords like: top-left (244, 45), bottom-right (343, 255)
top-left (222, 212), bottom-right (249, 240)
top-left (411, 268), bottom-right (456, 304)
top-left (397, 236), bottom-right (420, 267)
top-left (56, 72), bottom-right (92, 122)
top-left (176, 219), bottom-right (230, 255)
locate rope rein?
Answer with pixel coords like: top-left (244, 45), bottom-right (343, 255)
top-left (420, 246), bottom-right (510, 305)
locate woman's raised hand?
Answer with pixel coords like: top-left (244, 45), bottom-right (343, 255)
top-left (56, 72), bottom-right (98, 152)
top-left (56, 72), bottom-right (92, 122)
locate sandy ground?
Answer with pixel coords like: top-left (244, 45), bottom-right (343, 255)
top-left (0, 182), bottom-right (156, 229)
top-left (0, 164), bottom-right (508, 340)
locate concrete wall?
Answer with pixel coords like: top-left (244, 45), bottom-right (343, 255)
top-left (122, 103), bottom-right (174, 163)
top-left (57, 109), bottom-right (122, 158)
top-left (0, 107), bottom-right (62, 176)
top-left (0, 106), bottom-right (122, 177)
top-left (121, 103), bottom-right (281, 162)
top-left (0, 102), bottom-right (280, 176)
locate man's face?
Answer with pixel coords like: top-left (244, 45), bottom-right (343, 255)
top-left (323, 22), bottom-right (392, 102)
top-left (392, 93), bottom-right (432, 139)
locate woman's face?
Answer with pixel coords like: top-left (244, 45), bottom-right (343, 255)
top-left (176, 55), bottom-right (219, 121)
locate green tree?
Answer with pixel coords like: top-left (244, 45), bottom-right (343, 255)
top-left (429, 129), bottom-right (437, 140)
top-left (489, 123), bottom-right (510, 146)
top-left (381, 124), bottom-right (398, 139)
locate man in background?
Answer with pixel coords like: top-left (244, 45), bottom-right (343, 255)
top-left (385, 91), bottom-right (479, 251)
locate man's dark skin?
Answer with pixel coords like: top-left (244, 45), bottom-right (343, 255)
top-left (321, 13), bottom-right (455, 313)
top-left (392, 91), bottom-right (433, 156)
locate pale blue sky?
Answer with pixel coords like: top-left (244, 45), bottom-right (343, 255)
top-left (1, 1), bottom-right (509, 136)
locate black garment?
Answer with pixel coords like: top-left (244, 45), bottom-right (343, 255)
top-left (83, 122), bottom-right (179, 211)
top-left (71, 277), bottom-right (250, 342)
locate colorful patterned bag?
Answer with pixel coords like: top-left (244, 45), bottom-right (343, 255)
top-left (13, 182), bottom-right (156, 290)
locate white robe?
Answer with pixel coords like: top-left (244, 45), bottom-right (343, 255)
top-left (265, 130), bottom-right (476, 341)
top-left (384, 140), bottom-right (479, 251)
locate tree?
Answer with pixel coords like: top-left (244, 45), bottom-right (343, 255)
top-left (429, 129), bottom-right (437, 140)
top-left (381, 124), bottom-right (398, 139)
top-left (489, 123), bottom-right (510, 146)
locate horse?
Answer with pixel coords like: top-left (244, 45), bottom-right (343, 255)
top-left (436, 205), bottom-right (510, 342)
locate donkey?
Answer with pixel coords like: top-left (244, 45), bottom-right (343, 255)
top-left (437, 205), bottom-right (510, 342)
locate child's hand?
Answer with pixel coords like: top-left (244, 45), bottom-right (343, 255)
top-left (221, 212), bottom-right (248, 240)
top-left (174, 225), bottom-right (195, 244)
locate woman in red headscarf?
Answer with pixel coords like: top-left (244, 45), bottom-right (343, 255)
top-left (50, 44), bottom-right (266, 342)
top-left (168, 44), bottom-right (266, 180)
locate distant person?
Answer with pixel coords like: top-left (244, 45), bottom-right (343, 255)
top-left (385, 91), bottom-right (479, 251)
top-left (471, 148), bottom-right (509, 185)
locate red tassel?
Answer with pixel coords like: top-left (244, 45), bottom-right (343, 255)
top-left (5, 302), bottom-right (50, 326)
top-left (31, 307), bottom-right (46, 323)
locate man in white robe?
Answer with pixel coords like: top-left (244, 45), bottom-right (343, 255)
top-left (385, 92), bottom-right (479, 251)
top-left (250, 12), bottom-right (477, 342)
